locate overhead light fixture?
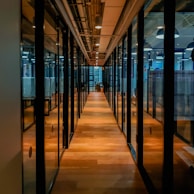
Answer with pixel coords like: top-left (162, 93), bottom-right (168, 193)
top-left (95, 37), bottom-right (100, 46)
top-left (156, 27), bottom-right (180, 39)
top-left (186, 39), bottom-right (194, 51)
top-left (95, 16), bottom-right (102, 29)
top-left (144, 41), bottom-right (152, 51)
top-left (156, 53), bottom-right (164, 60)
top-left (32, 17), bottom-right (36, 29)
top-left (174, 48), bottom-right (184, 55)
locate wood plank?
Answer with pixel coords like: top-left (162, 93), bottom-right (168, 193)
top-left (51, 92), bottom-right (148, 194)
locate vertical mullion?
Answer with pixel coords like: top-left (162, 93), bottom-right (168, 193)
top-left (163, 0), bottom-right (175, 192)
top-left (113, 49), bottom-right (116, 116)
top-left (78, 48), bottom-right (81, 118)
top-left (63, 25), bottom-right (69, 148)
top-left (122, 37), bottom-right (125, 132)
top-left (127, 25), bottom-right (132, 144)
top-left (137, 7), bottom-right (144, 168)
top-left (70, 32), bottom-right (74, 135)
top-left (56, 18), bottom-right (60, 166)
top-left (35, 0), bottom-right (45, 193)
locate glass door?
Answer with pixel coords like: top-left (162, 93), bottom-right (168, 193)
top-left (117, 42), bottom-right (123, 130)
top-left (21, 0), bottom-right (36, 193)
top-left (174, 1), bottom-right (194, 193)
top-left (130, 17), bottom-right (138, 159)
top-left (143, 1), bottom-right (164, 192)
top-left (123, 36), bottom-right (127, 136)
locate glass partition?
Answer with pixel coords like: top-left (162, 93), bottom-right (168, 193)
top-left (130, 17), bottom-right (138, 159)
top-left (59, 30), bottom-right (64, 157)
top-left (117, 42), bottom-right (122, 129)
top-left (74, 46), bottom-right (78, 130)
top-left (143, 1), bottom-right (164, 192)
top-left (109, 57), bottom-right (113, 108)
top-left (174, 1), bottom-right (194, 193)
top-left (22, 0), bottom-right (36, 193)
top-left (44, 3), bottom-right (60, 192)
top-left (123, 37), bottom-right (127, 136)
top-left (22, 46), bottom-right (36, 130)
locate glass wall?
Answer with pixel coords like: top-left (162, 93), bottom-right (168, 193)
top-left (109, 57), bottom-right (113, 108)
top-left (22, 1), bottom-right (65, 193)
top-left (80, 56), bottom-right (88, 112)
top-left (44, 4), bottom-right (60, 192)
top-left (74, 46), bottom-right (78, 130)
top-left (123, 37), bottom-right (127, 136)
top-left (21, 0), bottom-right (36, 193)
top-left (117, 42), bottom-right (123, 130)
top-left (143, 1), bottom-right (164, 192)
top-left (68, 33), bottom-right (72, 142)
top-left (174, 1), bottom-right (194, 193)
top-left (89, 66), bottom-right (103, 92)
top-left (130, 17), bottom-right (138, 158)
top-left (59, 50), bottom-right (64, 156)
top-left (114, 49), bottom-right (118, 119)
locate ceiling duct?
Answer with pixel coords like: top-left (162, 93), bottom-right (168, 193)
top-left (76, 0), bottom-right (92, 52)
top-left (54, 0), bottom-right (90, 62)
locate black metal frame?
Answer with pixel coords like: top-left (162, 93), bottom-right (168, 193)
top-left (162, 0), bottom-right (175, 193)
top-left (63, 24), bottom-right (69, 149)
top-left (77, 48), bottom-right (81, 118)
top-left (127, 25), bottom-right (132, 144)
top-left (35, 0), bottom-right (45, 193)
top-left (70, 32), bottom-right (74, 137)
top-left (137, 7), bottom-right (144, 168)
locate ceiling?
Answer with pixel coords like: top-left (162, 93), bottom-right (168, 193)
top-left (55, 0), bottom-right (144, 66)
top-left (22, 0), bottom-right (144, 66)
top-left (22, 0), bottom-right (194, 66)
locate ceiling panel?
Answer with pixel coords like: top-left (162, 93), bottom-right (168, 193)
top-left (98, 0), bottom-right (126, 55)
top-left (102, 7), bottom-right (124, 25)
top-left (99, 36), bottom-right (111, 52)
top-left (101, 26), bottom-right (115, 35)
top-left (105, 0), bottom-right (126, 7)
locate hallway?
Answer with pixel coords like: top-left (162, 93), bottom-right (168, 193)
top-left (51, 92), bottom-right (148, 194)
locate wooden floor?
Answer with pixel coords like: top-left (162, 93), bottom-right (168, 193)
top-left (51, 92), bottom-right (148, 194)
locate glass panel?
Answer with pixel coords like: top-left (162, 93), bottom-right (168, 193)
top-left (143, 1), bottom-right (164, 192)
top-left (44, 3), bottom-right (59, 192)
top-left (115, 50), bottom-right (118, 119)
top-left (123, 37), bottom-right (127, 136)
top-left (68, 35), bottom-right (72, 141)
top-left (59, 29), bottom-right (64, 157)
top-left (106, 65), bottom-right (109, 102)
top-left (89, 66), bottom-right (103, 92)
top-left (174, 1), bottom-right (194, 193)
top-left (89, 66), bottom-right (95, 91)
top-left (74, 47), bottom-right (78, 130)
top-left (109, 56), bottom-right (113, 109)
top-left (80, 54), bottom-right (84, 112)
top-left (130, 17), bottom-right (138, 158)
top-left (22, 0), bottom-right (36, 193)
top-left (117, 43), bottom-right (122, 129)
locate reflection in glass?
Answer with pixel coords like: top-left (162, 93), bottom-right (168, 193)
top-left (130, 17), bottom-right (138, 159)
top-left (174, 2), bottom-right (194, 192)
top-left (74, 47), bottom-right (78, 130)
top-left (117, 43), bottom-right (122, 130)
top-left (44, 5), bottom-right (60, 191)
top-left (22, 0), bottom-right (36, 192)
top-left (143, 3), bottom-right (164, 192)
top-left (123, 37), bottom-right (127, 136)
top-left (59, 54), bottom-right (64, 156)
